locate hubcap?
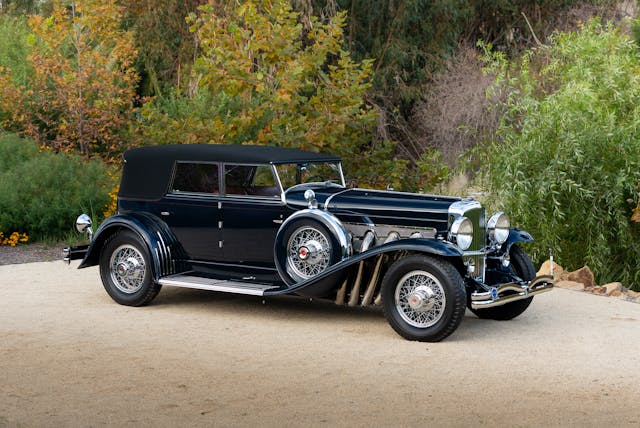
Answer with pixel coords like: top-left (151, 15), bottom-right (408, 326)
top-left (109, 244), bottom-right (146, 294)
top-left (395, 270), bottom-right (446, 328)
top-left (287, 226), bottom-right (331, 281)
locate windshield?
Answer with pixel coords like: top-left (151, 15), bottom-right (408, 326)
top-left (275, 162), bottom-right (345, 190)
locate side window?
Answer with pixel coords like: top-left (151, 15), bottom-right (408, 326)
top-left (171, 162), bottom-right (219, 194)
top-left (224, 164), bottom-right (279, 197)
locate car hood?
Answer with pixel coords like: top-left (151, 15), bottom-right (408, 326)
top-left (285, 188), bottom-right (462, 231)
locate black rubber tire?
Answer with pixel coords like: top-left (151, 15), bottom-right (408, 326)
top-left (381, 255), bottom-right (466, 342)
top-left (99, 230), bottom-right (161, 307)
top-left (275, 218), bottom-right (342, 285)
top-left (469, 244), bottom-right (535, 320)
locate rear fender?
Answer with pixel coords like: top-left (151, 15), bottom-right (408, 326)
top-left (78, 212), bottom-right (186, 281)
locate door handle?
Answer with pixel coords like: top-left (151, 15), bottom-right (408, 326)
top-left (160, 211), bottom-right (170, 216)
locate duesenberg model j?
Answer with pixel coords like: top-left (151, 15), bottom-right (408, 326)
top-left (64, 144), bottom-right (553, 341)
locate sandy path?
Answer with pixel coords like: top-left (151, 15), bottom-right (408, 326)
top-left (1, 261), bottom-right (639, 427)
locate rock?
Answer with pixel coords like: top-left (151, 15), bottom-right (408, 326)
top-left (537, 259), bottom-right (565, 280)
top-left (626, 290), bottom-right (640, 299)
top-left (556, 280), bottom-right (585, 291)
top-left (610, 290), bottom-right (623, 297)
top-left (567, 266), bottom-right (595, 289)
top-left (592, 286), bottom-right (605, 295)
top-left (602, 282), bottom-right (623, 296)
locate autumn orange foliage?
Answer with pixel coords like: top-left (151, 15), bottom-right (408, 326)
top-left (0, 0), bottom-right (138, 159)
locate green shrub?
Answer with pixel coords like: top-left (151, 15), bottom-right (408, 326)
top-left (0, 134), bottom-right (113, 241)
top-left (0, 14), bottom-right (32, 86)
top-left (482, 20), bottom-right (640, 290)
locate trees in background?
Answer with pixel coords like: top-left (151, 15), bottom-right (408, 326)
top-left (136, 0), bottom-right (447, 190)
top-left (483, 20), bottom-right (640, 286)
top-left (0, 0), bottom-right (138, 158)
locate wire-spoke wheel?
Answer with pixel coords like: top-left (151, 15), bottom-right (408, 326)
top-left (276, 218), bottom-right (342, 285)
top-left (99, 230), bottom-right (161, 307)
top-left (286, 226), bottom-right (331, 280)
top-left (109, 244), bottom-right (146, 294)
top-left (394, 270), bottom-right (446, 328)
top-left (382, 255), bottom-right (466, 342)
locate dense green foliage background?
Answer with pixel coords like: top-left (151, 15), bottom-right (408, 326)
top-left (0, 133), bottom-right (113, 240)
top-left (483, 20), bottom-right (640, 286)
top-left (1, 0), bottom-right (639, 290)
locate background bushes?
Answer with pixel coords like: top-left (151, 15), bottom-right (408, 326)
top-left (0, 134), bottom-right (113, 241)
top-left (483, 20), bottom-right (640, 288)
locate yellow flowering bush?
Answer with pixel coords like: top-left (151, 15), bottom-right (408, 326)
top-left (0, 230), bottom-right (29, 247)
top-left (103, 184), bottom-right (119, 218)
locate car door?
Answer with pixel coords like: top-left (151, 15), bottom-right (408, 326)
top-left (219, 164), bottom-right (291, 266)
top-left (156, 161), bottom-right (224, 262)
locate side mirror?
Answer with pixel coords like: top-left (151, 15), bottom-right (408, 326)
top-left (75, 214), bottom-right (93, 239)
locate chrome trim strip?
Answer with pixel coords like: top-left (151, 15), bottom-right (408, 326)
top-left (323, 188), bottom-right (352, 210)
top-left (158, 275), bottom-right (276, 296)
top-left (470, 275), bottom-right (554, 309)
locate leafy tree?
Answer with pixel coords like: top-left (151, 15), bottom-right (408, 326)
top-left (137, 0), bottom-right (447, 190)
top-left (0, 0), bottom-right (138, 158)
top-left (482, 20), bottom-right (640, 289)
top-left (121, 0), bottom-right (205, 97)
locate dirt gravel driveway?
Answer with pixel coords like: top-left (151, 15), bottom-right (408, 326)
top-left (1, 261), bottom-right (639, 427)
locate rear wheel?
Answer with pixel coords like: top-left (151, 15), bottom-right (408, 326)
top-left (381, 255), bottom-right (466, 342)
top-left (470, 244), bottom-right (534, 320)
top-left (99, 230), bottom-right (161, 306)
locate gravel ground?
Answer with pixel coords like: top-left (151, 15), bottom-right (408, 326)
top-left (0, 243), bottom-right (63, 265)
top-left (1, 260), bottom-right (639, 427)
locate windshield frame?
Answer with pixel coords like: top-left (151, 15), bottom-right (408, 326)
top-left (272, 161), bottom-right (346, 194)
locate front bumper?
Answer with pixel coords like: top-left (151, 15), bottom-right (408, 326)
top-left (62, 245), bottom-right (88, 264)
top-left (470, 275), bottom-right (554, 309)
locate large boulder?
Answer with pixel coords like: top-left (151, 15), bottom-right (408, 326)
top-left (566, 266), bottom-right (596, 290)
top-left (536, 259), bottom-right (566, 280)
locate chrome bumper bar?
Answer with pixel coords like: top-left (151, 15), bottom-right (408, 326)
top-left (470, 275), bottom-right (554, 309)
top-left (62, 244), bottom-right (89, 264)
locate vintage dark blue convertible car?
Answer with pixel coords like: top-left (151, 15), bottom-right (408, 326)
top-left (64, 144), bottom-right (553, 341)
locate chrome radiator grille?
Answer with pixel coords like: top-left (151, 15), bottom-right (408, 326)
top-left (462, 206), bottom-right (486, 282)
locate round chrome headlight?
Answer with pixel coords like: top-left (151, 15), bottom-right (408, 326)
top-left (449, 217), bottom-right (473, 250)
top-left (487, 212), bottom-right (510, 245)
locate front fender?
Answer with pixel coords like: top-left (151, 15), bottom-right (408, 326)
top-left (265, 238), bottom-right (463, 297)
top-left (501, 228), bottom-right (534, 253)
top-left (78, 212), bottom-right (186, 280)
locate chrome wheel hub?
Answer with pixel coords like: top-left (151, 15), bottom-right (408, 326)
top-left (395, 270), bottom-right (446, 328)
top-left (109, 244), bottom-right (146, 294)
top-left (287, 227), bottom-right (331, 281)
top-left (407, 286), bottom-right (436, 311)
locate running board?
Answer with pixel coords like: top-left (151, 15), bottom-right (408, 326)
top-left (158, 274), bottom-right (279, 296)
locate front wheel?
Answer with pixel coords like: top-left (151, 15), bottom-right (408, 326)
top-left (381, 255), bottom-right (466, 342)
top-left (99, 230), bottom-right (161, 306)
top-left (469, 244), bottom-right (534, 320)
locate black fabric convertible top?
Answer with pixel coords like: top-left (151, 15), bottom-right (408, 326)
top-left (119, 144), bottom-right (341, 201)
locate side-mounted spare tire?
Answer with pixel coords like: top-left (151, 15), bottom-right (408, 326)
top-left (274, 210), bottom-right (351, 286)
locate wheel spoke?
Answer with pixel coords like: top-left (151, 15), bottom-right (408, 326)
top-left (286, 226), bottom-right (331, 281)
top-left (394, 270), bottom-right (446, 328)
top-left (109, 244), bottom-right (146, 294)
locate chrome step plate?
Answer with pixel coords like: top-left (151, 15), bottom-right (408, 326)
top-left (158, 274), bottom-right (276, 296)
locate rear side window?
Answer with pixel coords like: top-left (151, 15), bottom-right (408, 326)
top-left (171, 162), bottom-right (219, 194)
